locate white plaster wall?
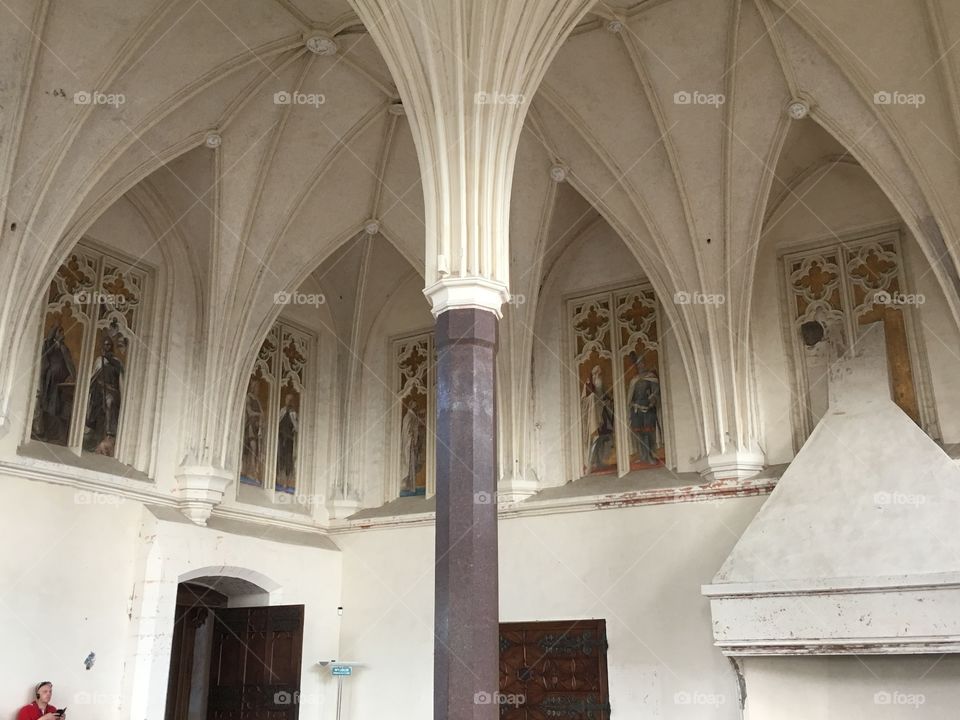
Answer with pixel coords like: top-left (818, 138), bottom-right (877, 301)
top-left (742, 656), bottom-right (960, 719)
top-left (753, 163), bottom-right (960, 462)
top-left (336, 496), bottom-right (766, 720)
top-left (0, 474), bottom-right (143, 720)
top-left (356, 272), bottom-right (433, 507)
top-left (533, 222), bottom-right (699, 483)
top-left (0, 472), bottom-right (344, 720)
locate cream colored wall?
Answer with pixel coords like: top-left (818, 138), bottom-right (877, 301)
top-left (0, 474), bottom-right (142, 720)
top-left (356, 272), bottom-right (433, 507)
top-left (336, 496), bottom-right (766, 719)
top-left (742, 656), bottom-right (960, 719)
top-left (0, 473), bottom-right (345, 720)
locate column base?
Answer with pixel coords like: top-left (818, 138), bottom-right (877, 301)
top-left (695, 450), bottom-right (765, 483)
top-left (174, 465), bottom-right (233, 525)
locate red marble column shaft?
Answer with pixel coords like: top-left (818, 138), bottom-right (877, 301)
top-left (434, 308), bottom-right (500, 720)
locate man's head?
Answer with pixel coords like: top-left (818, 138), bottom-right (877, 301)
top-left (36, 682), bottom-right (52, 703)
top-left (101, 337), bottom-right (114, 355)
top-left (284, 393), bottom-right (296, 408)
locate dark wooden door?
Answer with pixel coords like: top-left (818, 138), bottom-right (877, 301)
top-left (207, 604), bottom-right (305, 720)
top-left (499, 619), bottom-right (611, 719)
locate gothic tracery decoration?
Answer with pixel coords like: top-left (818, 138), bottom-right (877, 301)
top-left (31, 244), bottom-right (146, 459)
top-left (394, 333), bottom-right (432, 497)
top-left (570, 284), bottom-right (664, 478)
top-left (784, 233), bottom-right (926, 441)
top-left (240, 321), bottom-right (312, 493)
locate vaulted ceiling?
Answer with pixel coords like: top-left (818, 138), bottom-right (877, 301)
top-left (2, 0), bottom-right (960, 464)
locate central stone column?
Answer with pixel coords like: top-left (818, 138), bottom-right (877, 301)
top-left (346, 1), bottom-right (595, 717)
top-left (433, 308), bottom-right (499, 717)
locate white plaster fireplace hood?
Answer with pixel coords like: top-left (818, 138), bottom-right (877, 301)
top-left (703, 327), bottom-right (960, 655)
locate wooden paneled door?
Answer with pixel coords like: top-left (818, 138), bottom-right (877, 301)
top-left (499, 619), bottom-right (611, 719)
top-left (207, 605), bottom-right (305, 720)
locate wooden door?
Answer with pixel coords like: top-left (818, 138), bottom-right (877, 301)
top-left (499, 619), bottom-right (611, 719)
top-left (207, 605), bottom-right (305, 720)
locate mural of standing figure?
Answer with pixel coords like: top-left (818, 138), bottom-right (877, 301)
top-left (33, 324), bottom-right (76, 444)
top-left (276, 393), bottom-right (299, 491)
top-left (241, 379), bottom-right (264, 483)
top-left (627, 351), bottom-right (661, 466)
top-left (581, 364), bottom-right (615, 473)
top-left (399, 404), bottom-right (424, 495)
top-left (84, 336), bottom-right (124, 456)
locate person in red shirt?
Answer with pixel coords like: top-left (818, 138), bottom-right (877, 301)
top-left (17, 682), bottom-right (62, 720)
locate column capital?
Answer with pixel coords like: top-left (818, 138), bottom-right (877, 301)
top-left (423, 276), bottom-right (510, 319)
top-left (350, 0), bottom-right (594, 293)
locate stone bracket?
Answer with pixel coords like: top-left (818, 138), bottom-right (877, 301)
top-left (174, 465), bottom-right (233, 525)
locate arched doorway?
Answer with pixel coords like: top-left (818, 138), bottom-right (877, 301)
top-left (164, 576), bottom-right (304, 720)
